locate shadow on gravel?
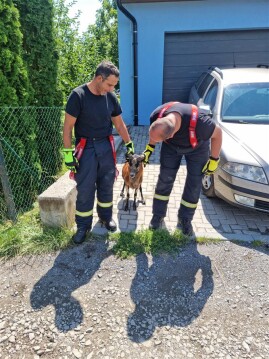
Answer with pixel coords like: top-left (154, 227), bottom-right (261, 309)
top-left (30, 239), bottom-right (111, 332)
top-left (127, 242), bottom-right (214, 342)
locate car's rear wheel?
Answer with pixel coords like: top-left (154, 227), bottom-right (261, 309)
top-left (202, 174), bottom-right (216, 197)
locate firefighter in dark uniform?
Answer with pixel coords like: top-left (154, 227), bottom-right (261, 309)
top-left (143, 101), bottom-right (222, 238)
top-left (63, 61), bottom-right (134, 244)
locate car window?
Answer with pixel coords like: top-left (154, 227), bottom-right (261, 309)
top-left (203, 79), bottom-right (218, 108)
top-left (195, 72), bottom-right (207, 91)
top-left (222, 82), bottom-right (269, 123)
top-left (197, 73), bottom-right (214, 98)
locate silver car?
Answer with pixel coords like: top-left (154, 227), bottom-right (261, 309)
top-left (189, 66), bottom-right (269, 213)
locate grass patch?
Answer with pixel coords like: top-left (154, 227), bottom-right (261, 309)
top-left (109, 229), bottom-right (189, 259)
top-left (0, 206), bottom-right (227, 260)
top-left (250, 240), bottom-right (269, 251)
top-left (0, 206), bottom-right (73, 259)
top-left (251, 240), bottom-right (265, 247)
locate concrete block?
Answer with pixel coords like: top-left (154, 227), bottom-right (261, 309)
top-left (38, 172), bottom-right (77, 228)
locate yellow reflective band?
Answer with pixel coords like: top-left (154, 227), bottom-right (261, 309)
top-left (97, 200), bottom-right (113, 208)
top-left (75, 209), bottom-right (93, 217)
top-left (181, 199), bottom-right (197, 208)
top-left (154, 194), bottom-right (169, 201)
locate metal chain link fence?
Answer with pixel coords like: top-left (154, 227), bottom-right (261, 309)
top-left (0, 107), bottom-right (64, 222)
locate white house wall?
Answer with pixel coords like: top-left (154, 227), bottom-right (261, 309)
top-left (117, 0), bottom-right (269, 125)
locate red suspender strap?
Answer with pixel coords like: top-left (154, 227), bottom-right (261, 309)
top-left (158, 102), bottom-right (199, 148)
top-left (69, 137), bottom-right (87, 180)
top-left (108, 134), bottom-right (119, 179)
top-left (74, 138), bottom-right (87, 160)
top-left (158, 101), bottom-right (179, 118)
top-left (189, 105), bottom-right (198, 148)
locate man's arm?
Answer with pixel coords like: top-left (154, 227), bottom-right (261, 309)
top-left (112, 115), bottom-right (131, 143)
top-left (149, 136), bottom-right (158, 146)
top-left (201, 125), bottom-right (222, 175)
top-left (63, 113), bottom-right (77, 148)
top-left (210, 125), bottom-right (222, 159)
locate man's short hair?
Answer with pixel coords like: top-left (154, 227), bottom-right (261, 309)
top-left (150, 117), bottom-right (175, 141)
top-left (95, 60), bottom-right (119, 79)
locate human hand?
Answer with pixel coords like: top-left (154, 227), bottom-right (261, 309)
top-left (63, 148), bottom-right (79, 173)
top-left (143, 144), bottom-right (155, 166)
top-left (202, 156), bottom-right (220, 175)
top-left (125, 141), bottom-right (135, 159)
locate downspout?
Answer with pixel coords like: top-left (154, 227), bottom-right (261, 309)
top-left (116, 0), bottom-right (138, 126)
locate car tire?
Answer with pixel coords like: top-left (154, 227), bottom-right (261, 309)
top-left (202, 174), bottom-right (216, 197)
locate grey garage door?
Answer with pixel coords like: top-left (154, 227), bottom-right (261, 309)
top-left (163, 29), bottom-right (269, 103)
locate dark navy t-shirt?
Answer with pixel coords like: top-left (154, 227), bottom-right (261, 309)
top-left (65, 84), bottom-right (122, 139)
top-left (150, 102), bottom-right (216, 148)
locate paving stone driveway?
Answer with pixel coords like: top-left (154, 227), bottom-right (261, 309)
top-left (91, 126), bottom-right (269, 244)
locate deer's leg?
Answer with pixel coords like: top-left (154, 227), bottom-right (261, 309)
top-left (140, 185), bottom-right (146, 205)
top-left (124, 186), bottom-right (130, 211)
top-left (133, 188), bottom-right (138, 210)
top-left (120, 182), bottom-right (125, 197)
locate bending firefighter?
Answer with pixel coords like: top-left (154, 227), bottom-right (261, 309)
top-left (63, 61), bottom-right (134, 244)
top-left (143, 101), bottom-right (222, 238)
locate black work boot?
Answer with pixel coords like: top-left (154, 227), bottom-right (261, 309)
top-left (177, 217), bottom-right (195, 238)
top-left (100, 218), bottom-right (117, 232)
top-left (149, 214), bottom-right (164, 230)
top-left (72, 227), bottom-right (91, 245)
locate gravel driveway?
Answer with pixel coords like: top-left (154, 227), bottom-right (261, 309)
top-left (0, 239), bottom-right (268, 359)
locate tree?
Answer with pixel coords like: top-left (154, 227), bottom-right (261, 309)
top-left (13, 0), bottom-right (62, 188)
top-left (94, 0), bottom-right (118, 67)
top-left (53, 0), bottom-right (119, 102)
top-left (14, 0), bottom-right (60, 106)
top-left (53, 0), bottom-right (84, 102)
top-left (0, 1), bottom-right (39, 216)
top-left (0, 0), bottom-right (29, 106)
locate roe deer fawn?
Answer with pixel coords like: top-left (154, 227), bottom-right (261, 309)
top-left (120, 154), bottom-right (145, 211)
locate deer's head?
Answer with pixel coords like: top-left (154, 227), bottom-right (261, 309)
top-left (127, 154), bottom-right (145, 179)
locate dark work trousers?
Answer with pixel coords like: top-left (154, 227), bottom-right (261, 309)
top-left (74, 137), bottom-right (115, 230)
top-left (153, 141), bottom-right (210, 220)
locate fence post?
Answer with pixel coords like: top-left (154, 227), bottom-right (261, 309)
top-left (0, 141), bottom-right (17, 221)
